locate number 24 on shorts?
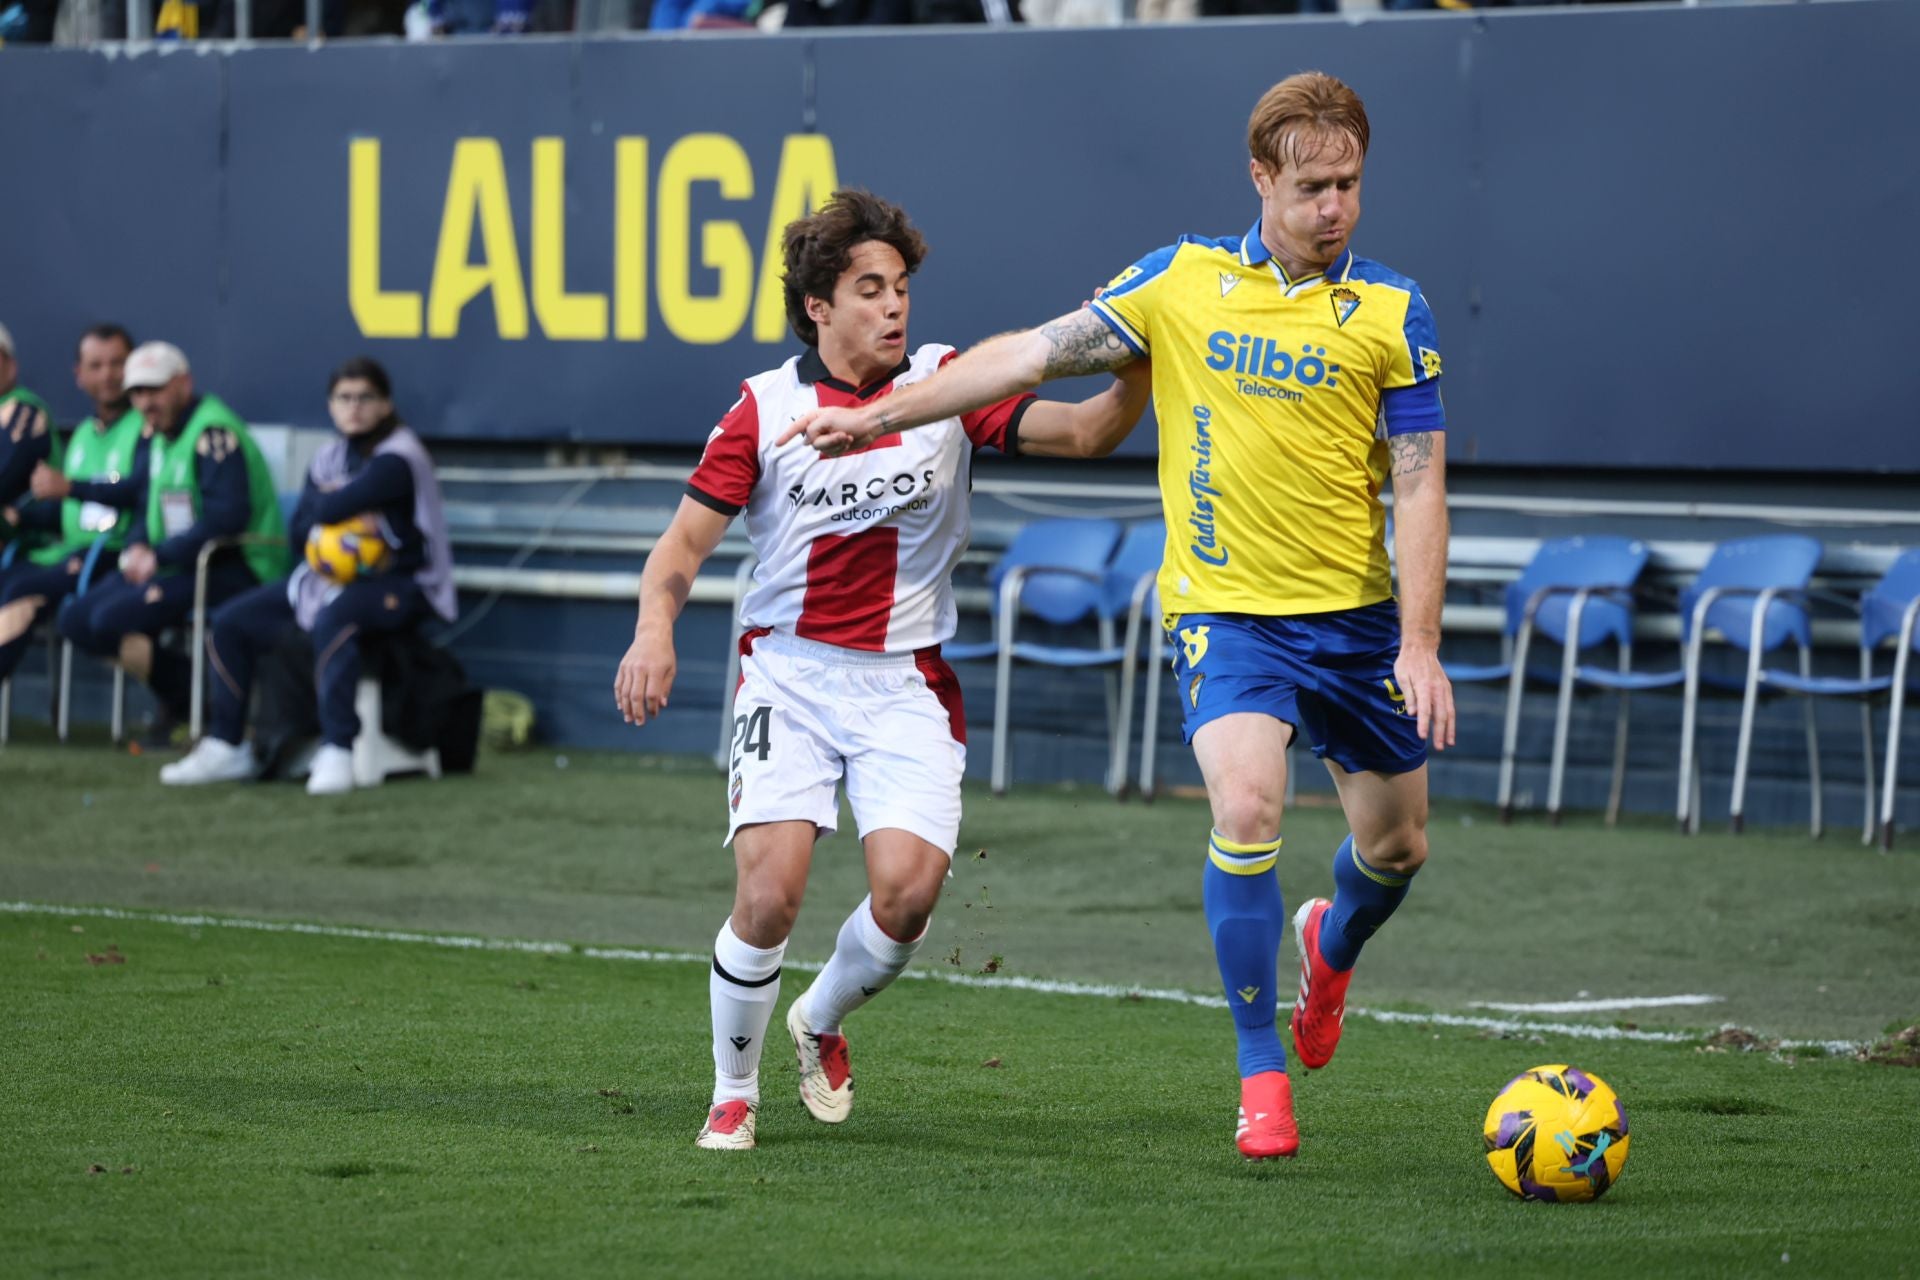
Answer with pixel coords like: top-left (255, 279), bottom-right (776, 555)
top-left (731, 705), bottom-right (773, 765)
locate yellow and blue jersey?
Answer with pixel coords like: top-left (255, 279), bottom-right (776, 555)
top-left (1090, 220), bottom-right (1445, 619)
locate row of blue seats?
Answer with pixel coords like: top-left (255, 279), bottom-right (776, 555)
top-left (897, 520), bottom-right (1919, 846)
top-left (1455, 534), bottom-right (1919, 847)
top-left (945, 518), bottom-right (1166, 798)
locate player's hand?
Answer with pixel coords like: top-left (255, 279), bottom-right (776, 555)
top-left (30, 462), bottom-right (70, 501)
top-left (775, 405), bottom-right (881, 456)
top-left (1, 505), bottom-right (17, 528)
top-left (119, 544), bottom-right (158, 586)
top-left (1394, 644), bottom-right (1455, 750)
top-left (614, 628), bottom-right (676, 726)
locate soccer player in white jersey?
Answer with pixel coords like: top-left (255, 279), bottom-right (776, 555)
top-left (614, 190), bottom-right (1152, 1151)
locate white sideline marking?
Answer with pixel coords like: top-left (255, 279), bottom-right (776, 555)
top-left (1471, 995), bottom-right (1724, 1014)
top-left (2, 901), bottom-right (1856, 1054)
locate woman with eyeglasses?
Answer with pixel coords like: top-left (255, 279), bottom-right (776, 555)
top-left (161, 356), bottom-right (457, 795)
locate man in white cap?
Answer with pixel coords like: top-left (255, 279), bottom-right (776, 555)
top-left (57, 340), bottom-right (291, 748)
top-left (0, 321), bottom-right (58, 523)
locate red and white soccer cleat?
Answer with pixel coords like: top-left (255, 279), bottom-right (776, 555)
top-left (1290, 897), bottom-right (1354, 1070)
top-left (1236, 1070), bottom-right (1299, 1160)
top-left (695, 1099), bottom-right (757, 1150)
top-left (786, 996), bottom-right (854, 1124)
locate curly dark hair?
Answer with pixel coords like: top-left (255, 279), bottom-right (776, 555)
top-left (782, 189), bottom-right (928, 348)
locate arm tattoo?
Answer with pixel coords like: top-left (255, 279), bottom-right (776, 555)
top-left (1389, 431), bottom-right (1436, 478)
top-left (1038, 310), bottom-right (1134, 378)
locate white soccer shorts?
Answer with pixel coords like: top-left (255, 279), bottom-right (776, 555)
top-left (723, 630), bottom-right (967, 855)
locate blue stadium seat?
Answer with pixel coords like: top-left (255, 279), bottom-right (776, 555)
top-left (1103, 519), bottom-right (1165, 797)
top-left (982, 517), bottom-right (1124, 796)
top-left (1447, 535), bottom-right (1650, 826)
top-left (1132, 611), bottom-right (1181, 800)
top-left (1732, 547), bottom-right (1920, 846)
top-left (1131, 526), bottom-right (1295, 808)
top-left (1867, 550), bottom-right (1920, 850)
top-left (1569, 535), bottom-right (1824, 835)
top-left (1677, 535), bottom-right (1825, 834)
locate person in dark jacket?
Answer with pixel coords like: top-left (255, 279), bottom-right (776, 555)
top-left (57, 340), bottom-right (291, 747)
top-left (161, 356), bottom-right (456, 795)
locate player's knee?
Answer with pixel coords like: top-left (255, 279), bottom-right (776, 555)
top-left (869, 880), bottom-right (939, 942)
top-left (1366, 823), bottom-right (1428, 875)
top-left (312, 615), bottom-right (356, 658)
top-left (313, 597), bottom-right (350, 633)
top-left (732, 881), bottom-right (803, 945)
top-left (1212, 787), bottom-right (1283, 846)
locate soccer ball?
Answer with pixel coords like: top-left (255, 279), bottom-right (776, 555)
top-left (305, 514), bottom-right (392, 584)
top-left (1483, 1064), bottom-right (1630, 1203)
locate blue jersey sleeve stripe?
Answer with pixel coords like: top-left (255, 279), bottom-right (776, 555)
top-left (1402, 291), bottom-right (1440, 384)
top-left (1381, 379), bottom-right (1445, 436)
top-left (1088, 301), bottom-right (1147, 357)
top-left (1100, 243), bottom-right (1180, 300)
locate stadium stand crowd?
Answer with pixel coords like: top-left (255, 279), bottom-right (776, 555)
top-left (0, 0), bottom-right (1669, 44)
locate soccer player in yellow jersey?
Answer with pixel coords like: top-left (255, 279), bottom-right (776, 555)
top-left (782, 72), bottom-right (1454, 1162)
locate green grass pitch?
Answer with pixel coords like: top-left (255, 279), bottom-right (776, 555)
top-left (3, 727), bottom-right (1918, 1276)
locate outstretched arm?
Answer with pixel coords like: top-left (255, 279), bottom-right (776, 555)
top-left (1388, 430), bottom-right (1455, 750)
top-left (1014, 357), bottom-right (1154, 458)
top-left (615, 497), bottom-right (732, 726)
top-left (777, 308), bottom-right (1138, 454)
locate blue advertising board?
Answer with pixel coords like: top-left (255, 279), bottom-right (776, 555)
top-left (2, 1), bottom-right (1916, 472)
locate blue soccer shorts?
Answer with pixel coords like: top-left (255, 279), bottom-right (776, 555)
top-left (1167, 602), bottom-right (1427, 776)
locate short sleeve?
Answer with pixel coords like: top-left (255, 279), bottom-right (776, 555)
top-left (940, 350), bottom-right (1034, 453)
top-left (1385, 288), bottom-right (1442, 390)
top-left (685, 385), bottom-right (761, 516)
top-left (962, 396), bottom-right (1034, 454)
top-left (1088, 244), bottom-right (1180, 358)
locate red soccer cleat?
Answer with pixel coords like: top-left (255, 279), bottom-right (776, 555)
top-left (1290, 897), bottom-right (1354, 1070)
top-left (787, 996), bottom-right (854, 1124)
top-left (1236, 1070), bottom-right (1299, 1160)
top-left (695, 1099), bottom-right (757, 1150)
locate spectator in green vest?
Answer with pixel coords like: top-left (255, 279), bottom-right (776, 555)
top-left (57, 341), bottom-right (292, 748)
top-left (0, 324), bottom-right (148, 690)
top-left (0, 321), bottom-right (58, 526)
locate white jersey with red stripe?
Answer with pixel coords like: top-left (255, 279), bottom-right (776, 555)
top-left (686, 343), bottom-right (1031, 655)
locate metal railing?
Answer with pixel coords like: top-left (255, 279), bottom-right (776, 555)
top-left (435, 457), bottom-right (1915, 650)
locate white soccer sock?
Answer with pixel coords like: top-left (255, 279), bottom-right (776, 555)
top-left (803, 896), bottom-right (924, 1036)
top-left (710, 919), bottom-right (786, 1106)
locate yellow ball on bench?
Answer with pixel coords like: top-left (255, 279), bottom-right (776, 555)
top-left (305, 515), bottom-right (392, 585)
